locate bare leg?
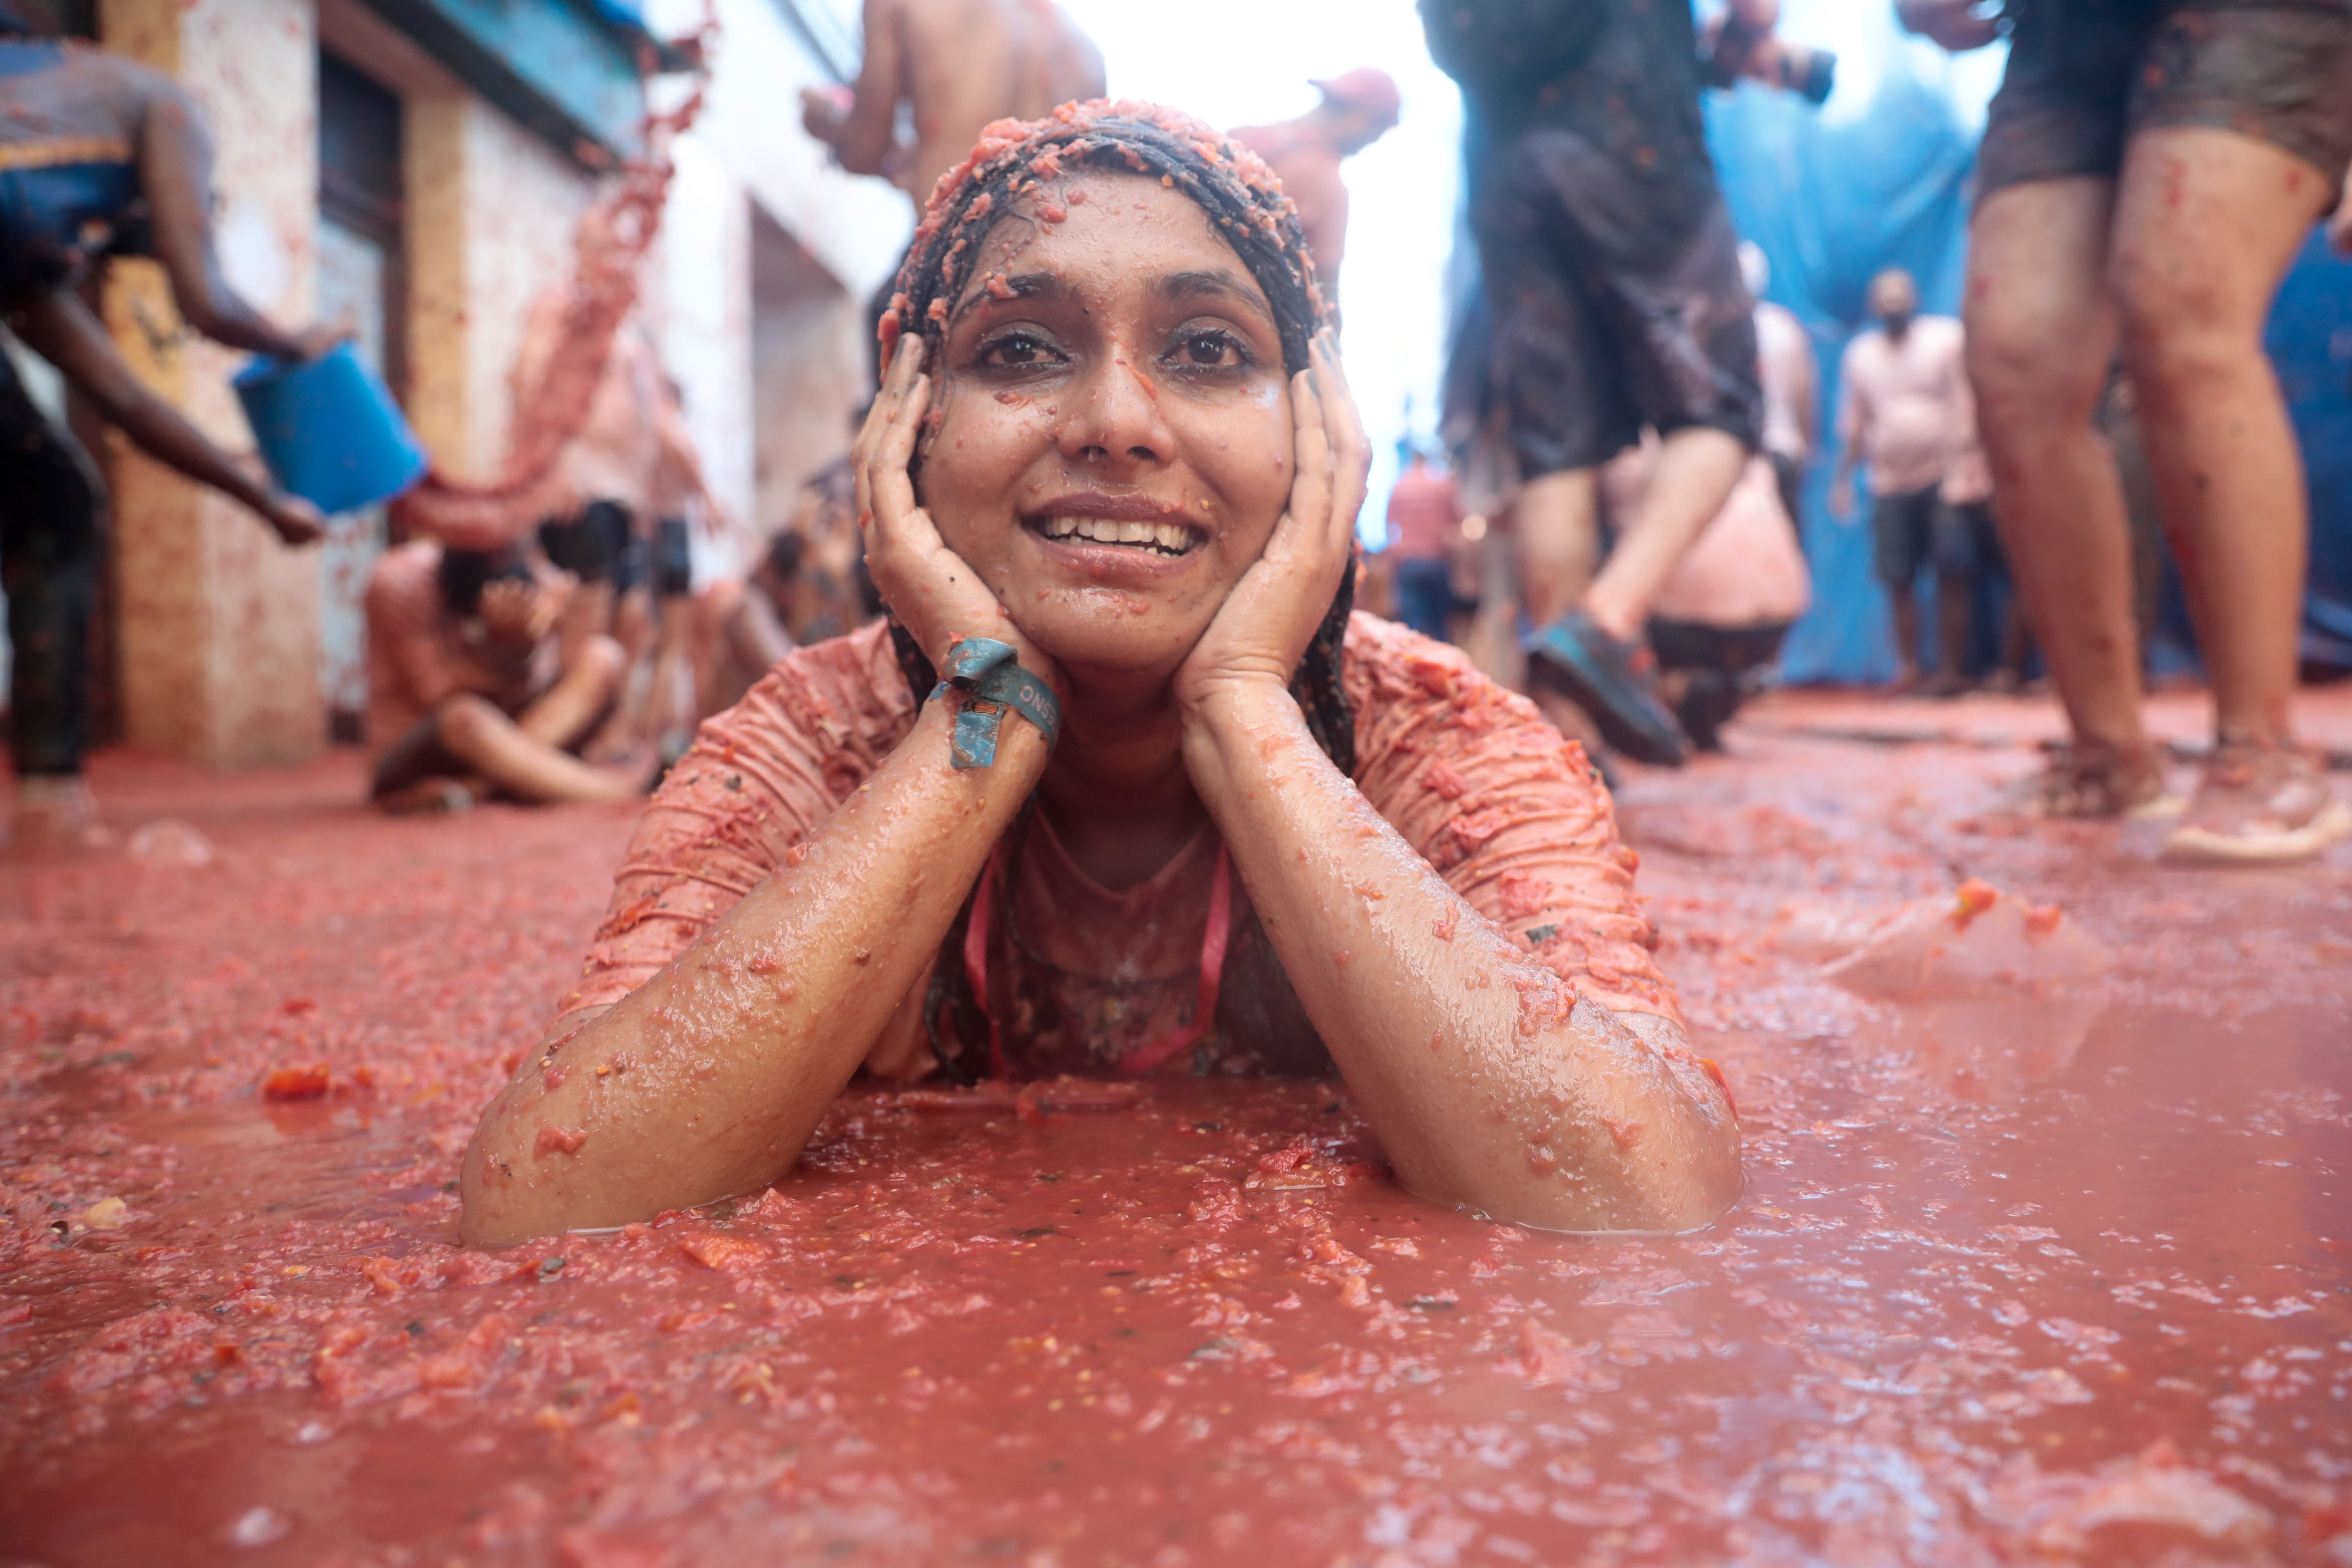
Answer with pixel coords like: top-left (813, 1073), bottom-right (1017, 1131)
top-left (1581, 426), bottom-right (1746, 642)
top-left (1513, 467), bottom-right (1600, 628)
top-left (1935, 574), bottom-right (1972, 692)
top-left (1966, 178), bottom-right (2140, 748)
top-left (517, 634), bottom-right (627, 751)
top-left (2110, 128), bottom-right (2334, 745)
top-left (438, 639), bottom-right (636, 804)
top-left (1890, 589), bottom-right (1922, 688)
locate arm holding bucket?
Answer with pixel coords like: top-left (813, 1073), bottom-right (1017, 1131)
top-left (135, 79), bottom-right (342, 365)
top-left (8, 288), bottom-right (324, 545)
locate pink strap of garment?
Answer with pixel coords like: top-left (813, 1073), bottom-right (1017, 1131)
top-left (960, 839), bottom-right (1232, 1080)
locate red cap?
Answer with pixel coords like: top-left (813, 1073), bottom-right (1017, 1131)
top-left (1311, 67), bottom-right (1401, 127)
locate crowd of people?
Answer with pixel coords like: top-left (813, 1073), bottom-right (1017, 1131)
top-left (5, 1), bottom-right (2350, 1231)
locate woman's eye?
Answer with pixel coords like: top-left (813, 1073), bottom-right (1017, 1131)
top-left (979, 332), bottom-right (1060, 368)
top-left (1171, 330), bottom-right (1245, 369)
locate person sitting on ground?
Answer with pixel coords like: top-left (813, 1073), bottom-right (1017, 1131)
top-left (363, 538), bottom-right (637, 812)
top-left (1604, 437), bottom-right (1810, 752)
top-left (459, 104), bottom-right (1740, 1246)
top-left (1, 15), bottom-right (334, 845)
top-left (1830, 267), bottom-right (1974, 695)
top-left (1901, 0), bottom-right (2352, 858)
top-left (1229, 68), bottom-right (1401, 301)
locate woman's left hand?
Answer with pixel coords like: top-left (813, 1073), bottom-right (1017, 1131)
top-left (1174, 329), bottom-right (1369, 718)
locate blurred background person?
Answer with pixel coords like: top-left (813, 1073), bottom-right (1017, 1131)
top-left (1, 15), bottom-right (335, 844)
top-left (362, 540), bottom-right (636, 812)
top-left (1423, 0), bottom-right (1819, 769)
top-left (1742, 240), bottom-right (1817, 548)
top-left (800, 0), bottom-right (1103, 207)
top-left (1605, 435), bottom-right (1811, 753)
top-left (1230, 67), bottom-right (1401, 303)
top-left (1903, 0), bottom-right (2352, 858)
top-left (1383, 446), bottom-right (1464, 644)
top-left (1829, 267), bottom-right (1973, 694)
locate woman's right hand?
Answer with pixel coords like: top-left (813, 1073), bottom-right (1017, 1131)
top-left (854, 334), bottom-right (1060, 686)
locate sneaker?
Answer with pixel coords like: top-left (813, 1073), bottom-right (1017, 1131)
top-left (2001, 740), bottom-right (2181, 821)
top-left (2162, 740), bottom-right (2351, 863)
top-left (1523, 612), bottom-right (1690, 767)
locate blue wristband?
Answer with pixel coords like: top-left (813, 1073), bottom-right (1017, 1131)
top-left (931, 637), bottom-right (1061, 769)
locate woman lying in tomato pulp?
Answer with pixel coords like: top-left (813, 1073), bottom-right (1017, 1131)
top-left (460, 103), bottom-right (1740, 1245)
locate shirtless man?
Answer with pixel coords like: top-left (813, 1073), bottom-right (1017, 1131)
top-left (800, 0), bottom-right (1104, 206)
top-left (1230, 69), bottom-right (1401, 301)
top-left (1830, 268), bottom-right (1974, 693)
top-left (2, 18), bottom-right (333, 844)
top-left (1902, 0), bottom-right (2352, 860)
top-left (362, 540), bottom-right (635, 812)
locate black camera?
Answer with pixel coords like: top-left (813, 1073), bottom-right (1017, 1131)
top-left (1700, 12), bottom-right (1836, 107)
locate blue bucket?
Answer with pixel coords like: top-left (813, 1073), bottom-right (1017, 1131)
top-left (233, 342), bottom-right (428, 515)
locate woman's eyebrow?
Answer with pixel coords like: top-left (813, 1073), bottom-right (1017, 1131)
top-left (1155, 268), bottom-right (1271, 315)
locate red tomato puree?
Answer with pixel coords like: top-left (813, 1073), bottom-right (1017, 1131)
top-left (3, 691), bottom-right (2350, 1566)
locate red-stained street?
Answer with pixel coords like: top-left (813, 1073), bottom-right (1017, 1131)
top-left (4, 687), bottom-right (2349, 1567)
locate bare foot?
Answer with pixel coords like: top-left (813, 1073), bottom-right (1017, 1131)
top-left (7, 775), bottom-right (116, 848)
top-left (376, 778), bottom-right (479, 817)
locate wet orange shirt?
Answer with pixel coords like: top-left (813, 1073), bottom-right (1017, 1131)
top-left (563, 615), bottom-right (1677, 1075)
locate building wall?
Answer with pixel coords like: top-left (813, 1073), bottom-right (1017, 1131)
top-left (100, 0), bottom-right (326, 767)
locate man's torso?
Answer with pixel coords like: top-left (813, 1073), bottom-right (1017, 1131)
top-left (1845, 317), bottom-right (1966, 495)
top-left (891, 0), bottom-right (1103, 199)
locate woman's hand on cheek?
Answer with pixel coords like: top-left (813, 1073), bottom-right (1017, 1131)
top-left (857, 334), bottom-right (1061, 686)
top-left (1173, 330), bottom-right (1368, 720)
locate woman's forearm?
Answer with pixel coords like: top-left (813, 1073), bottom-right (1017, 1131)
top-left (1182, 682), bottom-right (1739, 1232)
top-left (460, 699), bottom-right (1047, 1244)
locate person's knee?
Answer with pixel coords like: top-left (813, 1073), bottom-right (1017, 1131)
top-left (1965, 295), bottom-right (2105, 433)
top-left (578, 633), bottom-right (628, 692)
top-left (2109, 245), bottom-right (2256, 390)
top-left (435, 693), bottom-right (503, 752)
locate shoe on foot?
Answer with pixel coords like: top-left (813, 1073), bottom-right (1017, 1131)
top-left (2000, 740), bottom-right (2181, 820)
top-left (2161, 740), bottom-right (2351, 863)
top-left (1522, 612), bottom-right (1690, 767)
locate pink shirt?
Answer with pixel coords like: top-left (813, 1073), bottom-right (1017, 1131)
top-left (1385, 464), bottom-right (1462, 560)
top-left (1837, 315), bottom-right (1969, 497)
top-left (558, 616), bottom-right (1683, 1078)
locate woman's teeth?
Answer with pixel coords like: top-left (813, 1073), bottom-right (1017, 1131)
top-left (1038, 516), bottom-right (1196, 555)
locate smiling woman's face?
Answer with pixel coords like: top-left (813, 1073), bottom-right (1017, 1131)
top-left (914, 173), bottom-right (1297, 682)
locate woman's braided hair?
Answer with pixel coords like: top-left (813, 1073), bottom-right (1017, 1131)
top-left (882, 101), bottom-right (1358, 1079)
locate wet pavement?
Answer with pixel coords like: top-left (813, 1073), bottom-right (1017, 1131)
top-left (3, 685), bottom-right (2349, 1567)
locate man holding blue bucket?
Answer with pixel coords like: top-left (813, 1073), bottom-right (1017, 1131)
top-left (1, 8), bottom-right (341, 845)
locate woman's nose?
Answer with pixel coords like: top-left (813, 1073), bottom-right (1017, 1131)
top-left (1057, 349), bottom-right (1173, 471)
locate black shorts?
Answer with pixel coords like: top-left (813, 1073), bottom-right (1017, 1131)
top-left (539, 499), bottom-right (643, 592)
top-left (652, 515), bottom-right (692, 598)
top-left (1871, 485), bottom-right (1943, 591)
top-left (1933, 498), bottom-right (2003, 582)
top-left (1466, 131), bottom-right (1761, 479)
top-left (1979, 2), bottom-right (2352, 203)
top-left (1647, 618), bottom-right (1791, 677)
